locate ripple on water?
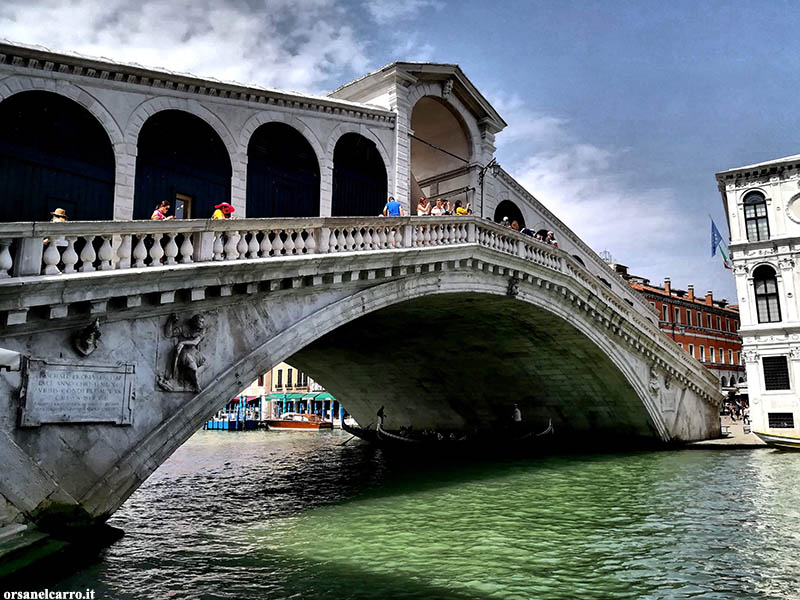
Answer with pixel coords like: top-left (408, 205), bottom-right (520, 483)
top-left (41, 432), bottom-right (800, 600)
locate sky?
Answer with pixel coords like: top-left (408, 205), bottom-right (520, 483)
top-left (3, 0), bottom-right (799, 301)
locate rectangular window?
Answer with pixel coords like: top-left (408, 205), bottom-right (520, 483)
top-left (662, 305), bottom-right (669, 321)
top-left (276, 370), bottom-right (283, 388)
top-left (257, 375), bottom-right (264, 387)
top-left (726, 318), bottom-right (730, 331)
top-left (686, 311), bottom-right (693, 326)
top-left (719, 347), bottom-right (724, 363)
top-left (688, 344), bottom-right (694, 357)
top-left (174, 193), bottom-right (193, 219)
top-left (768, 412), bottom-right (795, 428)
top-left (287, 368), bottom-right (294, 388)
top-left (729, 350), bottom-right (733, 364)
top-left (675, 308), bottom-right (681, 324)
top-left (763, 356), bottom-right (791, 391)
top-left (710, 347), bottom-right (716, 362)
top-left (707, 314), bottom-right (713, 328)
top-left (700, 346), bottom-right (705, 361)
top-left (716, 316), bottom-right (721, 330)
top-left (737, 351), bottom-right (742, 365)
top-left (698, 311), bottom-right (702, 326)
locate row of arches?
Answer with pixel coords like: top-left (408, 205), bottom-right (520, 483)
top-left (0, 91), bottom-right (387, 222)
top-left (720, 375), bottom-right (745, 388)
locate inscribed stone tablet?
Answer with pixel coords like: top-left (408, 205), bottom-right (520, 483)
top-left (20, 359), bottom-right (134, 426)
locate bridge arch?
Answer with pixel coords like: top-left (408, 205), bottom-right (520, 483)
top-left (80, 267), bottom-right (672, 517)
top-left (0, 87), bottom-right (117, 221)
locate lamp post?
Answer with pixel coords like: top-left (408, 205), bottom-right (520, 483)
top-left (478, 158), bottom-right (498, 219)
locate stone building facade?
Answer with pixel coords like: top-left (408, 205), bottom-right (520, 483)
top-left (625, 275), bottom-right (744, 391)
top-left (717, 154), bottom-right (800, 434)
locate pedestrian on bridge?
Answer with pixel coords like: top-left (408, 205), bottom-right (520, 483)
top-left (383, 196), bottom-right (404, 217)
top-left (212, 202), bottom-right (235, 219)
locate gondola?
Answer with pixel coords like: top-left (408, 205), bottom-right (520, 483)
top-left (342, 416), bottom-right (554, 452)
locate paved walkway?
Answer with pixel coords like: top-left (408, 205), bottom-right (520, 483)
top-left (687, 417), bottom-right (765, 449)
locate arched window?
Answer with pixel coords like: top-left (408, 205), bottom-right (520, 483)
top-left (721, 376), bottom-right (728, 388)
top-left (744, 192), bottom-right (769, 241)
top-left (494, 200), bottom-right (526, 228)
top-left (753, 265), bottom-right (781, 323)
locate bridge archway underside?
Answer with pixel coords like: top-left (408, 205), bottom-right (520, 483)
top-left (0, 220), bottom-right (721, 524)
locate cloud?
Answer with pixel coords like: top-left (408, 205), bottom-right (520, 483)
top-left (0, 0), bottom-right (370, 93)
top-left (365, 0), bottom-right (444, 25)
top-left (490, 92), bottom-right (727, 294)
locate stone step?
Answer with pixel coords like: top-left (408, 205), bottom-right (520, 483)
top-left (0, 524), bottom-right (27, 543)
top-left (0, 529), bottom-right (49, 561)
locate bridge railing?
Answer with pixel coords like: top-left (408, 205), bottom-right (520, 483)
top-left (0, 217), bottom-right (508, 278)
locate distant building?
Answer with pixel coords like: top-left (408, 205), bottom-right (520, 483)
top-left (716, 155), bottom-right (800, 434)
top-left (247, 362), bottom-right (342, 423)
top-left (614, 265), bottom-right (745, 392)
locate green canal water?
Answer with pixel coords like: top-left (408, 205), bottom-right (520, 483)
top-left (45, 431), bottom-right (799, 599)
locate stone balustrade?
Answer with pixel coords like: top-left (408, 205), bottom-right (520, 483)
top-left (0, 216), bottom-right (562, 279)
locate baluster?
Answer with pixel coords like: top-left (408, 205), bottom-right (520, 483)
top-left (180, 233), bottom-right (194, 263)
top-left (236, 231), bottom-right (248, 259)
top-left (80, 235), bottom-right (97, 272)
top-left (118, 235), bottom-right (132, 269)
top-left (225, 231), bottom-right (241, 260)
top-left (344, 228), bottom-right (355, 251)
top-left (331, 229), bottom-right (342, 252)
top-left (271, 231), bottom-right (284, 256)
top-left (0, 239), bottom-right (12, 278)
top-left (353, 228), bottom-right (364, 251)
top-left (295, 230), bottom-right (306, 254)
top-left (62, 237), bottom-right (78, 273)
top-left (132, 235), bottom-right (147, 268)
top-left (363, 228), bottom-right (374, 249)
top-left (260, 232), bottom-right (271, 257)
top-left (423, 225), bottom-right (431, 246)
top-left (98, 236), bottom-right (114, 270)
top-left (304, 229), bottom-right (316, 254)
top-left (248, 231), bottom-right (260, 259)
top-left (212, 232), bottom-right (225, 260)
top-left (162, 234), bottom-right (178, 265)
top-left (148, 234), bottom-right (164, 266)
top-left (284, 230), bottom-right (296, 255)
top-left (42, 241), bottom-right (62, 275)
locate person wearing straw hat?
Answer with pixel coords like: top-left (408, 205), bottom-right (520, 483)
top-left (47, 208), bottom-right (69, 247)
top-left (212, 202), bottom-right (235, 219)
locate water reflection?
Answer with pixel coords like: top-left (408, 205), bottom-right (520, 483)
top-left (46, 431), bottom-right (800, 599)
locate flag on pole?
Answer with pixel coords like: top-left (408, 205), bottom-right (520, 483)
top-left (710, 218), bottom-right (732, 269)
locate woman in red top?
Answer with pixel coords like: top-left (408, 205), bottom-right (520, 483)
top-left (151, 201), bottom-right (175, 221)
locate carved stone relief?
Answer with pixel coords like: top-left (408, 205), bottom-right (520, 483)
top-left (157, 313), bottom-right (208, 393)
top-left (507, 277), bottom-right (520, 298)
top-left (73, 318), bottom-right (102, 357)
top-left (743, 350), bottom-right (760, 364)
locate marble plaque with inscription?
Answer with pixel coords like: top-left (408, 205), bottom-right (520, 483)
top-left (20, 359), bottom-right (134, 427)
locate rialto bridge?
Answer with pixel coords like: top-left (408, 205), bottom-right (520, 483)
top-left (0, 43), bottom-right (721, 540)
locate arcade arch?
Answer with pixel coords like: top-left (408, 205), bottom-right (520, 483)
top-left (246, 122), bottom-right (320, 218)
top-left (331, 132), bottom-right (387, 216)
top-left (133, 110), bottom-right (232, 220)
top-left (0, 90), bottom-right (115, 222)
top-left (493, 199), bottom-right (526, 228)
top-left (410, 96), bottom-right (472, 210)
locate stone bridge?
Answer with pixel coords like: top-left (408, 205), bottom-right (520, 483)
top-left (0, 215), bottom-right (722, 533)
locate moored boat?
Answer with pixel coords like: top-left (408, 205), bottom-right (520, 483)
top-left (265, 412), bottom-right (333, 431)
top-left (752, 430), bottom-right (800, 450)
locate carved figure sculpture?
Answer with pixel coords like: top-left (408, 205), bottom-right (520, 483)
top-left (73, 318), bottom-right (101, 356)
top-left (507, 277), bottom-right (520, 298)
top-left (158, 313), bottom-right (207, 392)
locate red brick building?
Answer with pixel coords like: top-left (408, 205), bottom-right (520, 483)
top-left (618, 269), bottom-right (745, 391)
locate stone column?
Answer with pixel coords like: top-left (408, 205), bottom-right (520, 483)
top-left (388, 79), bottom-right (413, 212)
top-left (319, 155), bottom-right (333, 217)
top-left (113, 145), bottom-right (136, 220)
top-left (230, 153), bottom-right (247, 217)
top-left (779, 257), bottom-right (798, 322)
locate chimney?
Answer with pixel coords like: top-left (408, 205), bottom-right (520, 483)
top-left (664, 277), bottom-right (671, 295)
top-left (705, 290), bottom-right (713, 305)
top-left (687, 284), bottom-right (695, 302)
